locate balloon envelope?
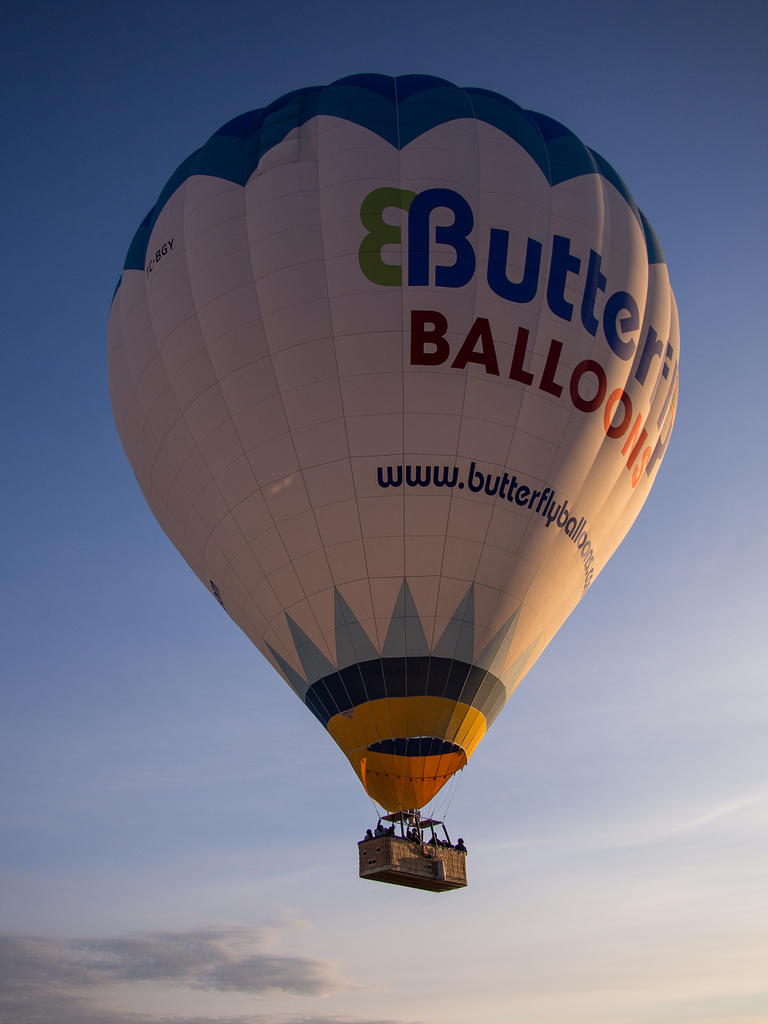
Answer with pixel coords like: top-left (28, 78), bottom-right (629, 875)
top-left (108, 75), bottom-right (678, 811)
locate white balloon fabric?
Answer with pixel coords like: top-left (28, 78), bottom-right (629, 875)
top-left (108, 75), bottom-right (678, 811)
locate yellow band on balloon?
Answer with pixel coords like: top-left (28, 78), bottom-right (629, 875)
top-left (326, 696), bottom-right (487, 810)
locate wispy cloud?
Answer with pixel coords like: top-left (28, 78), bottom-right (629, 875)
top-left (0, 927), bottom-right (377, 1024)
top-left (646, 790), bottom-right (768, 841)
top-left (478, 787), bottom-right (768, 861)
top-left (0, 927), bottom-right (342, 994)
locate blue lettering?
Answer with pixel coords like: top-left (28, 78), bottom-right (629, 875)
top-left (361, 186), bottom-right (665, 389)
top-left (407, 188), bottom-right (475, 288)
top-left (603, 290), bottom-right (639, 360)
top-left (580, 249), bottom-right (606, 336)
top-left (487, 231), bottom-right (542, 303)
top-left (546, 235), bottom-right (581, 321)
top-left (377, 466), bottom-right (403, 488)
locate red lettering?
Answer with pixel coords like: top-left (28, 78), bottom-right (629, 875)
top-left (603, 387), bottom-right (633, 438)
top-left (410, 309), bottom-right (450, 366)
top-left (621, 414), bottom-right (648, 471)
top-left (539, 339), bottom-right (564, 397)
top-left (451, 317), bottom-right (500, 375)
top-left (570, 359), bottom-right (607, 412)
top-left (631, 446), bottom-right (652, 487)
top-left (509, 326), bottom-right (534, 385)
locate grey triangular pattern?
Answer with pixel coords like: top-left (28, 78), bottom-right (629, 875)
top-left (433, 584), bottom-right (475, 662)
top-left (334, 589), bottom-right (378, 668)
top-left (286, 615), bottom-right (336, 685)
top-left (500, 635), bottom-right (541, 692)
top-left (266, 642), bottom-right (310, 699)
top-left (476, 608), bottom-right (521, 673)
top-left (383, 579), bottom-right (430, 658)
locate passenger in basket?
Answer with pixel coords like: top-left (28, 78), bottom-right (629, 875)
top-left (455, 837), bottom-right (467, 853)
top-left (364, 829), bottom-right (374, 841)
top-left (374, 822), bottom-right (387, 837)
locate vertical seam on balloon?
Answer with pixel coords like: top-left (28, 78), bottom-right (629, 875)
top-left (417, 99), bottom-right (473, 757)
top-left (118, 199), bottom-right (185, 503)
top-left (234, 127), bottom-right (335, 684)
top-left (132, 181), bottom-right (201, 490)
top-left (114, 281), bottom-right (160, 496)
top-left (510, 162), bottom-right (610, 666)
top-left (133, 183), bottom-right (240, 602)
top-left (544, 166), bottom-right (634, 586)
top-left (579, 170), bottom-right (650, 565)
top-left (405, 117), bottom-right (448, 770)
top-left (395, 75), bottom-right (410, 756)
top-left (180, 216), bottom-right (258, 610)
top-left (443, 90), bottom-right (488, 771)
top-left (178, 175), bottom-right (283, 657)
top-left (277, 96), bottom-right (352, 671)
top-left (454, 112), bottom-right (557, 700)
top-left (588, 239), bottom-right (677, 572)
top-left (497, 111), bottom-right (564, 689)
top-left (114, 280), bottom-right (176, 574)
top-left (495, 148), bottom-right (603, 683)
top-left (376, 74), bottom-right (405, 770)
top-left (514, 165), bottom-right (655, 673)
top-left (311, 98), bottom-right (386, 764)
top-left (419, 91), bottom-right (482, 783)
top-left (395, 75), bottom-right (422, 767)
top-left (468, 109), bottom-right (555, 701)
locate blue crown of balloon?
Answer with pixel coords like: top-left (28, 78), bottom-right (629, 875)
top-left (119, 73), bottom-right (664, 285)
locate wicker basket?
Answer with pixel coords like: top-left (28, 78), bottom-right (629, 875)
top-left (358, 835), bottom-right (467, 892)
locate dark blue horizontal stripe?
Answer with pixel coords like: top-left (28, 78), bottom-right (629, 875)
top-left (304, 655), bottom-right (506, 729)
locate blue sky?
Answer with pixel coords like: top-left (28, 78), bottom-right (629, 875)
top-left (2, 1), bottom-right (768, 1022)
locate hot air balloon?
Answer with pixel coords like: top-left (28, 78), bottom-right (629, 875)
top-left (108, 74), bottom-right (678, 840)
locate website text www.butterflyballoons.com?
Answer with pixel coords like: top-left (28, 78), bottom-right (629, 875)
top-left (377, 461), bottom-right (595, 591)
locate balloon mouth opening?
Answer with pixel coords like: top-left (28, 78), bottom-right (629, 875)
top-left (356, 738), bottom-right (468, 812)
top-left (367, 737), bottom-right (464, 757)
